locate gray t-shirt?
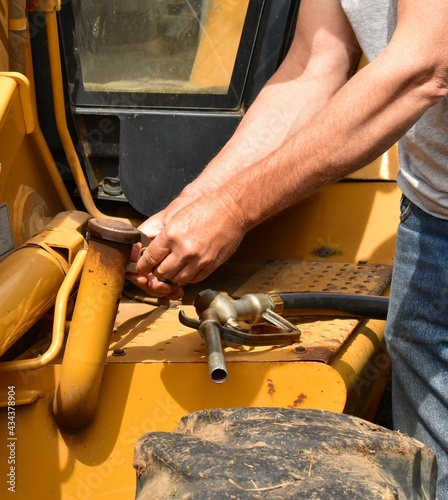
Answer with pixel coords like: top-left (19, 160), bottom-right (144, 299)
top-left (341, 0), bottom-right (448, 219)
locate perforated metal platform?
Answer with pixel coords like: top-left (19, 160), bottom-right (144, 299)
top-left (110, 260), bottom-right (392, 366)
top-left (233, 260), bottom-right (392, 296)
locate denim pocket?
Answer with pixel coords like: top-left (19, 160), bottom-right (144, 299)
top-left (399, 195), bottom-right (412, 223)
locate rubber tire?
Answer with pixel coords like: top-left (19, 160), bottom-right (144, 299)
top-left (133, 407), bottom-right (437, 499)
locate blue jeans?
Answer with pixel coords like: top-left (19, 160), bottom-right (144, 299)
top-left (385, 196), bottom-right (448, 498)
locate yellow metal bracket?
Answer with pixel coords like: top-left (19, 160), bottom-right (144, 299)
top-left (23, 210), bottom-right (91, 269)
top-left (0, 72), bottom-right (34, 133)
top-left (0, 210), bottom-right (90, 367)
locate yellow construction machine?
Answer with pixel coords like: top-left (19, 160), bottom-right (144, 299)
top-left (0, 1), bottom-right (437, 498)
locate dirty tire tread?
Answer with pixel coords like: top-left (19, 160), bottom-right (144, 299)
top-left (133, 407), bottom-right (437, 499)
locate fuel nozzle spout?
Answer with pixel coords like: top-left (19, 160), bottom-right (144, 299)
top-left (183, 290), bottom-right (300, 384)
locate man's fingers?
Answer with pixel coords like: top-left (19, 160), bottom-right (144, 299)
top-left (136, 244), bottom-right (162, 275)
top-left (126, 272), bottom-right (184, 299)
top-left (125, 273), bottom-right (148, 289)
top-left (152, 252), bottom-right (202, 286)
top-left (130, 242), bottom-right (142, 262)
top-left (144, 274), bottom-right (184, 299)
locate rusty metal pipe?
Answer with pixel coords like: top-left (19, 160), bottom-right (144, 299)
top-left (53, 219), bottom-right (140, 430)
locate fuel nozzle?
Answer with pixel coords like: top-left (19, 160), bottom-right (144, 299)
top-left (180, 290), bottom-right (301, 384)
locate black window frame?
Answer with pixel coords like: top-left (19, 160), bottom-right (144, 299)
top-left (58, 0), bottom-right (266, 110)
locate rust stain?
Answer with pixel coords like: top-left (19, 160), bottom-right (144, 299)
top-left (293, 345), bottom-right (339, 364)
top-left (312, 246), bottom-right (343, 258)
top-left (267, 379), bottom-right (275, 396)
top-left (289, 393), bottom-right (307, 408)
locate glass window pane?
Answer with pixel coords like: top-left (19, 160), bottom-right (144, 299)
top-left (72, 0), bottom-right (250, 95)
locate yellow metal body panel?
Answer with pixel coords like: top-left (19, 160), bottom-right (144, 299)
top-left (0, 249), bottom-right (391, 498)
top-left (0, 75), bottom-right (26, 150)
top-left (0, 72), bottom-right (35, 133)
top-left (0, 182), bottom-right (398, 498)
top-left (237, 182), bottom-right (400, 265)
top-left (0, 73), bottom-right (66, 249)
top-left (333, 318), bottom-right (391, 419)
top-left (0, 211), bottom-right (89, 357)
top-left (0, 289), bottom-right (387, 499)
top-left (0, 360), bottom-right (346, 499)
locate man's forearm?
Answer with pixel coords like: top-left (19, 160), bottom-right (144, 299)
top-left (221, 44), bottom-right (448, 232)
top-left (178, 79), bottom-right (339, 203)
top-left (163, 66), bottom-right (349, 218)
top-left (178, 15), bottom-right (360, 200)
top-left (158, 0), bottom-right (361, 221)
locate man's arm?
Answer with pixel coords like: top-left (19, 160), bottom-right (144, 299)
top-left (139, 0), bottom-right (360, 231)
top-left (175, 0), bottom-right (361, 195)
top-left (137, 0), bottom-right (448, 290)
top-left (132, 0), bottom-right (360, 296)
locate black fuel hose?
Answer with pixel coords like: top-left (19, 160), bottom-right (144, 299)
top-left (278, 293), bottom-right (389, 320)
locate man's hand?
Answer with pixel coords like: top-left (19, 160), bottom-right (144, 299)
top-left (126, 208), bottom-right (185, 299)
top-left (136, 191), bottom-right (247, 288)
